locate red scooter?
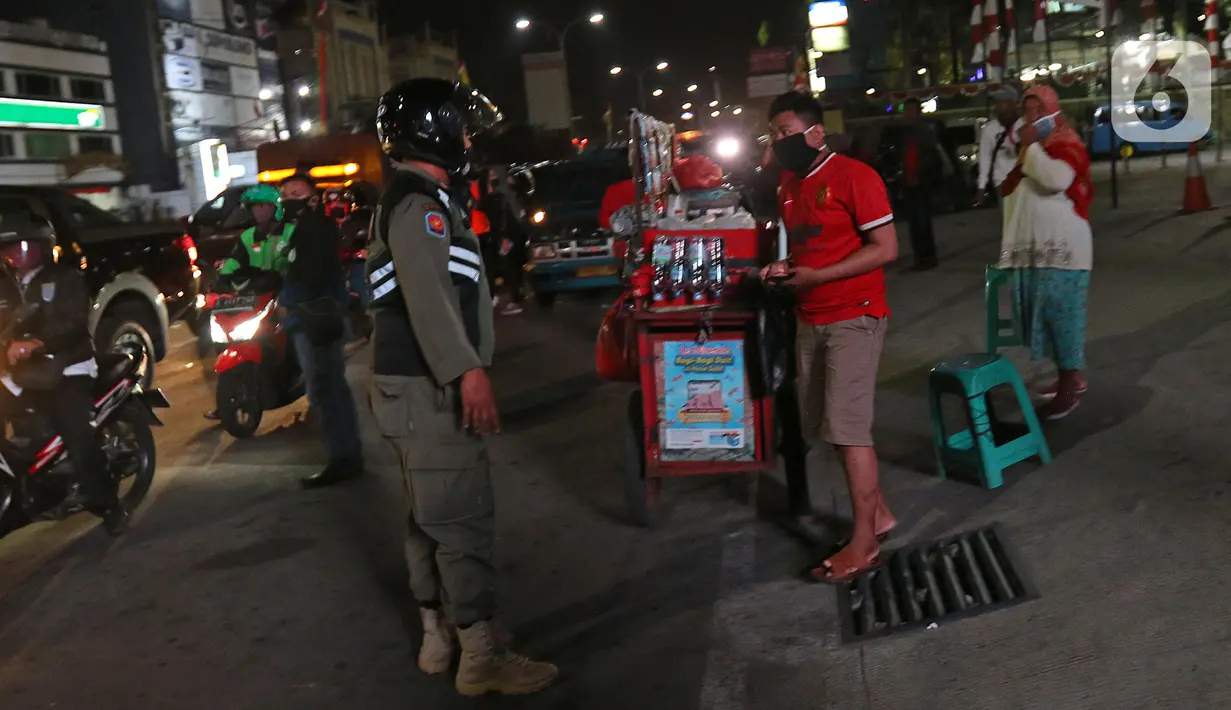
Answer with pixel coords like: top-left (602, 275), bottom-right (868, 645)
top-left (207, 288), bottom-right (304, 438)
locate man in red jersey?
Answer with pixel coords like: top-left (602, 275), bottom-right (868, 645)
top-left (760, 92), bottom-right (899, 583)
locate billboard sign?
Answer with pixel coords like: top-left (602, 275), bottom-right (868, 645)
top-left (0, 98), bottom-right (105, 130)
top-left (199, 27), bottom-right (257, 67)
top-left (809, 1), bottom-right (848, 28)
top-left (162, 21), bottom-right (199, 57)
top-left (229, 65), bottom-right (261, 98)
top-left (522, 51), bottom-right (571, 132)
top-left (191, 0), bottom-right (225, 29)
top-left (748, 47), bottom-right (793, 75)
top-left (165, 54), bottom-right (203, 91)
top-left (201, 61), bottom-right (232, 93)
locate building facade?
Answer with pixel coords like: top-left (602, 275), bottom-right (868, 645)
top-left (0, 19), bottom-right (126, 206)
top-left (388, 25), bottom-right (459, 85)
top-left (277, 0), bottom-right (388, 135)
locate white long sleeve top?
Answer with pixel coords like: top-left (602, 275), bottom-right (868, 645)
top-left (998, 143), bottom-right (1094, 271)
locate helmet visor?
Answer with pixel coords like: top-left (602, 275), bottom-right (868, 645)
top-left (456, 85), bottom-right (503, 136)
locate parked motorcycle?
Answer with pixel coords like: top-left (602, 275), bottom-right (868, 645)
top-left (208, 288), bottom-right (304, 438)
top-left (0, 303), bottom-right (169, 538)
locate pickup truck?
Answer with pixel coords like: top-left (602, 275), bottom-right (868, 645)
top-left (0, 186), bottom-right (200, 387)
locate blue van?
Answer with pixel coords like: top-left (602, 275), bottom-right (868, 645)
top-left (1089, 101), bottom-right (1211, 156)
top-left (523, 149), bottom-right (628, 307)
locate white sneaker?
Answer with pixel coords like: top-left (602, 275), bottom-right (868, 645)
top-left (500, 302), bottom-right (524, 316)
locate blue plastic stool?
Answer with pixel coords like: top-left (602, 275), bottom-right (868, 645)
top-left (929, 353), bottom-right (1052, 489)
top-left (985, 266), bottom-right (1024, 353)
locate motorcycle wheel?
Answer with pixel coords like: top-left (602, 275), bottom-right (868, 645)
top-left (101, 402), bottom-right (157, 510)
top-left (217, 363), bottom-right (263, 438)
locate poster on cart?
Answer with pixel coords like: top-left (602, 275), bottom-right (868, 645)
top-left (657, 339), bottom-right (755, 462)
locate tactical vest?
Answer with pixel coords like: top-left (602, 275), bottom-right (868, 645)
top-left (366, 171), bottom-right (461, 311)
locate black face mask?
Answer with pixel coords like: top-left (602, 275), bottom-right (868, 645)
top-left (773, 131), bottom-right (822, 174)
top-left (281, 199), bottom-right (310, 221)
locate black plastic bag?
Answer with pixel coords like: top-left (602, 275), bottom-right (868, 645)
top-left (747, 279), bottom-right (797, 398)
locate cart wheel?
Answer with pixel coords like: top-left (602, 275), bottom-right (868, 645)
top-left (623, 389), bottom-right (661, 527)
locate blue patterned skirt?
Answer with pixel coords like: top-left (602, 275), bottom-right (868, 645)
top-left (1017, 268), bottom-right (1091, 371)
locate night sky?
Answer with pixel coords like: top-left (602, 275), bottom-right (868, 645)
top-left (379, 0), bottom-right (808, 129)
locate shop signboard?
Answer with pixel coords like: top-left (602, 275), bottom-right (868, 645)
top-left (522, 51), bottom-right (571, 132)
top-left (156, 0), bottom-right (192, 23)
top-left (165, 54), bottom-right (203, 91)
top-left (748, 47), bottom-right (793, 76)
top-left (169, 90), bottom-right (235, 127)
top-left (162, 21), bottom-right (199, 57)
top-left (657, 340), bottom-right (755, 462)
top-left (191, 0), bottom-right (225, 29)
top-left (229, 65), bottom-right (261, 98)
top-left (809, 0), bottom-right (848, 28)
top-left (746, 73), bottom-right (791, 98)
top-left (201, 60), bottom-right (232, 93)
top-left (199, 27), bottom-right (257, 68)
top-left (0, 98), bottom-right (105, 130)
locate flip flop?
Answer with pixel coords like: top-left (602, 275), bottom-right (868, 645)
top-left (810, 554), bottom-right (884, 585)
top-left (818, 530), bottom-right (894, 560)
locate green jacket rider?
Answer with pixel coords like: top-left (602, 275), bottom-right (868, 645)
top-left (219, 183), bottom-right (296, 286)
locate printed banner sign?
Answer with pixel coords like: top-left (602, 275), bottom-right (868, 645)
top-left (661, 340), bottom-right (748, 453)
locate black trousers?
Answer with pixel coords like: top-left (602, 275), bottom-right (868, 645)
top-left (901, 186), bottom-right (938, 265)
top-left (3, 376), bottom-right (116, 513)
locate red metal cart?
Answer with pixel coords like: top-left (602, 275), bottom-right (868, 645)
top-left (609, 110), bottom-right (782, 526)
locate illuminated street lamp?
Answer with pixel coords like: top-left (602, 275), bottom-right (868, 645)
top-left (866, 87), bottom-right (876, 95)
top-left (917, 67), bottom-right (928, 76)
top-left (613, 61), bottom-right (670, 109)
top-left (516, 12), bottom-right (606, 138)
top-left (297, 85), bottom-right (310, 97)
top-left (687, 84), bottom-right (698, 92)
top-left (682, 102), bottom-right (692, 110)
top-left (710, 110), bottom-right (720, 118)
top-left (258, 87), bottom-right (274, 101)
top-left (299, 119), bottom-right (313, 133)
top-left (708, 65), bottom-right (717, 72)
top-left (709, 100), bottom-right (718, 107)
top-left (681, 111), bottom-right (694, 120)
top-left (732, 107), bottom-right (743, 115)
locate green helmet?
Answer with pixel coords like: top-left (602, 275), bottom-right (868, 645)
top-left (241, 183), bottom-right (283, 221)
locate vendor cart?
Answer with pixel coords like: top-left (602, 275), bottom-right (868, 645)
top-left (614, 111), bottom-right (780, 526)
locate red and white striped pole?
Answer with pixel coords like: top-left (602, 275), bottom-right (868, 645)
top-left (1005, 0), bottom-right (1019, 73)
top-left (971, 0), bottom-right (985, 67)
top-left (984, 0), bottom-right (1002, 82)
top-left (1034, 0), bottom-right (1051, 68)
top-left (1206, 1), bottom-right (1220, 62)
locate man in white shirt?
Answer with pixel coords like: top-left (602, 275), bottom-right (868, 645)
top-left (976, 85), bottom-right (1024, 206)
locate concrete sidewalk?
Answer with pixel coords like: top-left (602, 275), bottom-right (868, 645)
top-left (741, 162), bottom-right (1231, 708)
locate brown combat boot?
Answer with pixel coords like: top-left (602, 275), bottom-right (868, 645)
top-left (418, 607), bottom-right (456, 674)
top-left (455, 620), bottom-right (558, 697)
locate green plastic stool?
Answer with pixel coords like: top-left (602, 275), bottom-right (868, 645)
top-left (928, 353), bottom-right (1052, 489)
top-left (985, 266), bottom-right (1024, 353)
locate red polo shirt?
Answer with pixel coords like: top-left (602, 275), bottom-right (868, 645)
top-left (779, 152), bottom-right (894, 326)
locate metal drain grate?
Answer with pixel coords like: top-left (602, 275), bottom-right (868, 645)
top-left (837, 524), bottom-right (1036, 643)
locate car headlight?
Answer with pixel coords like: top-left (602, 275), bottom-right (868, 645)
top-left (531, 245), bottom-right (557, 261)
top-left (532, 210), bottom-right (547, 224)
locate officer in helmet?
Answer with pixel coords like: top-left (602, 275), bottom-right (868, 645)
top-left (369, 78), bottom-right (557, 697)
top-left (0, 210), bottom-right (128, 535)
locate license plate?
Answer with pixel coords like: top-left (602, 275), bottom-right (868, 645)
top-left (213, 295), bottom-right (257, 311)
top-left (576, 265), bottom-right (617, 278)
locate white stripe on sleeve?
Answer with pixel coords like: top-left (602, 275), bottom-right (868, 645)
top-left (448, 261), bottom-right (480, 282)
top-left (449, 246), bottom-right (482, 266)
top-left (858, 214), bottom-right (895, 231)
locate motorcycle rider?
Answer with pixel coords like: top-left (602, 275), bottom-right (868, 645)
top-left (205, 184), bottom-right (293, 420)
top-left (0, 212), bottom-right (128, 535)
top-left (218, 183), bottom-right (294, 289)
top-left (369, 78), bottom-right (558, 697)
top-left (278, 173), bottom-right (364, 488)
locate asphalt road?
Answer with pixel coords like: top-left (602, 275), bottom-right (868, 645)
top-left (0, 311), bottom-right (786, 710)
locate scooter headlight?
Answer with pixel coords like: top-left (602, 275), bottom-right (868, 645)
top-left (210, 316), bottom-right (228, 343)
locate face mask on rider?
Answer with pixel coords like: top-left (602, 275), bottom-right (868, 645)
top-left (281, 199), bottom-right (310, 221)
top-left (773, 125), bottom-right (824, 174)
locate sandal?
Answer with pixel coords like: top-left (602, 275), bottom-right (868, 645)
top-left (811, 552), bottom-right (883, 585)
top-left (817, 529), bottom-right (894, 561)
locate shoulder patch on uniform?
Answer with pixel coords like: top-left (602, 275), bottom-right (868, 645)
top-left (425, 211), bottom-right (448, 239)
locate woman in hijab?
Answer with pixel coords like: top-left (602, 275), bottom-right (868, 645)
top-left (998, 84), bottom-right (1094, 420)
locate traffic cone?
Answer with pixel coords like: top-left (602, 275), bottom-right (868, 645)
top-left (1180, 141), bottom-right (1213, 214)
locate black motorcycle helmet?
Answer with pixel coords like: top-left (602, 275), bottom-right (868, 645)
top-left (0, 211), bottom-right (56, 273)
top-left (375, 78), bottom-right (502, 176)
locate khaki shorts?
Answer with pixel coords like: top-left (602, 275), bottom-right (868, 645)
top-left (795, 315), bottom-right (887, 447)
